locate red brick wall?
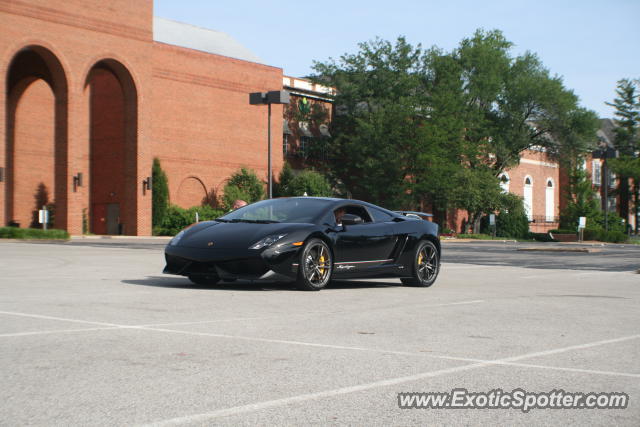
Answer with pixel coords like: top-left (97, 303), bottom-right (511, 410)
top-left (10, 78), bottom-right (55, 228)
top-left (150, 42), bottom-right (283, 209)
top-left (1, 0), bottom-right (153, 234)
top-left (505, 150), bottom-right (561, 233)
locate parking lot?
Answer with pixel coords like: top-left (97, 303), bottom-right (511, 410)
top-left (0, 240), bottom-right (638, 425)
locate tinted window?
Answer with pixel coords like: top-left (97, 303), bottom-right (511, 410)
top-left (219, 198), bottom-right (329, 223)
top-left (369, 207), bottom-right (394, 222)
top-left (337, 205), bottom-right (372, 223)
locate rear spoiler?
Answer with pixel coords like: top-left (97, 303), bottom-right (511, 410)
top-left (395, 211), bottom-right (434, 220)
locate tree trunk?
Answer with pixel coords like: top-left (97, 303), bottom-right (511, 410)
top-left (619, 174), bottom-right (629, 224)
top-left (473, 214), bottom-right (482, 234)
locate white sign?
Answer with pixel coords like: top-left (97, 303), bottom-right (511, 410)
top-left (489, 214), bottom-right (496, 226)
top-left (38, 209), bottom-right (49, 224)
top-left (578, 217), bottom-right (586, 229)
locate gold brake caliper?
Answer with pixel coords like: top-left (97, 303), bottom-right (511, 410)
top-left (418, 251), bottom-right (424, 266)
top-left (319, 254), bottom-right (326, 277)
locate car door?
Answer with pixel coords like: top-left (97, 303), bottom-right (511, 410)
top-left (332, 204), bottom-right (396, 270)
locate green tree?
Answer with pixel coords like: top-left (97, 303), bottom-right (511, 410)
top-left (606, 78), bottom-right (639, 230)
top-left (152, 158), bottom-right (169, 228)
top-left (312, 37), bottom-right (428, 209)
top-left (274, 162), bottom-right (295, 197)
top-left (285, 170), bottom-right (333, 197)
top-left (449, 167), bottom-right (504, 233)
top-left (559, 164), bottom-right (601, 230)
top-left (495, 193), bottom-right (530, 239)
top-left (453, 30), bottom-right (599, 174)
top-left (222, 167), bottom-right (265, 210)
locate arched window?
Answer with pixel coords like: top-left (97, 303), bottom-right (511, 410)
top-left (545, 178), bottom-right (555, 222)
top-left (498, 172), bottom-right (510, 193)
top-left (523, 176), bottom-right (533, 221)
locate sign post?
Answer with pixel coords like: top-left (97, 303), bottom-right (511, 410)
top-left (578, 216), bottom-right (586, 242)
top-left (38, 206), bottom-right (49, 231)
top-left (489, 214), bottom-right (496, 238)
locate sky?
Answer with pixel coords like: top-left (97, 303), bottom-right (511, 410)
top-left (154, 0), bottom-right (639, 119)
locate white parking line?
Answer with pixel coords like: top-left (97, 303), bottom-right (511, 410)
top-left (0, 300), bottom-right (484, 334)
top-left (0, 310), bottom-right (122, 327)
top-left (0, 327), bottom-right (122, 338)
top-left (143, 334), bottom-right (640, 426)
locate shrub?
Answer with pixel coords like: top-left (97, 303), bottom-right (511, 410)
top-left (154, 205), bottom-right (225, 236)
top-left (0, 227), bottom-right (69, 240)
top-left (274, 162), bottom-right (295, 197)
top-left (152, 158), bottom-right (170, 227)
top-left (285, 170), bottom-right (333, 197)
top-left (583, 228), bottom-right (628, 243)
top-left (222, 168), bottom-right (265, 210)
top-left (495, 193), bottom-right (530, 239)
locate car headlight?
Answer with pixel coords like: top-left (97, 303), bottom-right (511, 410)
top-left (249, 234), bottom-right (287, 250)
top-left (170, 230), bottom-right (186, 246)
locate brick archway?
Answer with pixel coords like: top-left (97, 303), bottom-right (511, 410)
top-left (5, 45), bottom-right (68, 230)
top-left (85, 59), bottom-right (138, 235)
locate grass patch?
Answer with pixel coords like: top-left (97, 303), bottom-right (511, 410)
top-left (0, 227), bottom-right (70, 240)
top-left (457, 234), bottom-right (501, 240)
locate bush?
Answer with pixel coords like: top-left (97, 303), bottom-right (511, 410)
top-left (285, 170), bottom-right (333, 197)
top-left (153, 205), bottom-right (225, 236)
top-left (583, 228), bottom-right (628, 243)
top-left (222, 168), bottom-right (265, 210)
top-left (0, 227), bottom-right (69, 240)
top-left (152, 158), bottom-right (170, 227)
top-left (274, 162), bottom-right (295, 197)
top-left (495, 193), bottom-right (530, 239)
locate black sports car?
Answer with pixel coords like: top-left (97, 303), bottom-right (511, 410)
top-left (163, 197), bottom-right (441, 291)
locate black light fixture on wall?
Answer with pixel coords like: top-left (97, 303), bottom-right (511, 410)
top-left (0, 166), bottom-right (4, 183)
top-left (73, 172), bottom-right (83, 192)
top-left (142, 176), bottom-right (152, 194)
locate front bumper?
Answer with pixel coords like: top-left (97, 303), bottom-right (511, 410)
top-left (163, 244), bottom-right (300, 281)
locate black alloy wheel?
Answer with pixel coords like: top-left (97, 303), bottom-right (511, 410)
top-left (296, 238), bottom-right (332, 291)
top-left (401, 240), bottom-right (439, 287)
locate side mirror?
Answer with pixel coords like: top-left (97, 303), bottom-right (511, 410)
top-left (341, 214), bottom-right (364, 225)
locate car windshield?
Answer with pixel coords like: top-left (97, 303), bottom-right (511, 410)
top-left (218, 198), bottom-right (330, 224)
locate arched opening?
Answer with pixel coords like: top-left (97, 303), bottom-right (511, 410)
top-left (523, 176), bottom-right (533, 221)
top-left (545, 178), bottom-right (555, 222)
top-left (498, 172), bottom-right (510, 193)
top-left (5, 46), bottom-right (68, 229)
top-left (85, 60), bottom-right (137, 235)
top-left (176, 176), bottom-right (209, 208)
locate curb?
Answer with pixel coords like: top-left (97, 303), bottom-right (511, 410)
top-left (516, 247), bottom-right (601, 253)
top-left (70, 235), bottom-right (172, 240)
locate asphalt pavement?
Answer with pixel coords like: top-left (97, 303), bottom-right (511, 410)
top-left (0, 240), bottom-right (638, 425)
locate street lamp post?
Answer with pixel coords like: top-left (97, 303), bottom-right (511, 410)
top-left (249, 90), bottom-right (290, 198)
top-left (594, 145), bottom-right (619, 233)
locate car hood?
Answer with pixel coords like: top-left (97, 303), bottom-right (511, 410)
top-left (176, 221), bottom-right (311, 250)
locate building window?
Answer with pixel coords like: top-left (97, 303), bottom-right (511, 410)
top-left (545, 178), bottom-right (555, 222)
top-left (300, 136), bottom-right (312, 158)
top-left (498, 172), bottom-right (510, 193)
top-left (524, 176), bottom-right (533, 221)
top-left (592, 160), bottom-right (601, 186)
top-left (609, 172), bottom-right (616, 189)
top-left (283, 134), bottom-right (289, 157)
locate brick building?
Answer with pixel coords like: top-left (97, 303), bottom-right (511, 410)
top-left (1, 0), bottom-right (283, 235)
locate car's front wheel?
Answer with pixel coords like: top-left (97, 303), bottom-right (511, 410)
top-left (401, 240), bottom-right (439, 287)
top-left (296, 238), bottom-right (332, 291)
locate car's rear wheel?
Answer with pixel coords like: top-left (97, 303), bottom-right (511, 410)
top-left (296, 238), bottom-right (332, 291)
top-left (188, 274), bottom-right (220, 286)
top-left (401, 240), bottom-right (439, 287)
